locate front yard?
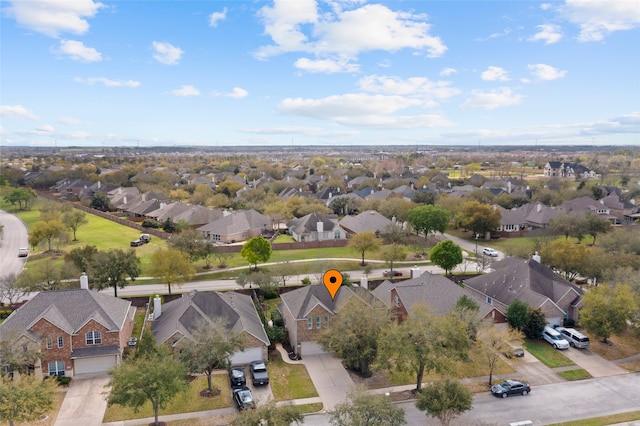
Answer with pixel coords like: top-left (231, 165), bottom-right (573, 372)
top-left (523, 338), bottom-right (575, 368)
top-left (267, 351), bottom-right (319, 401)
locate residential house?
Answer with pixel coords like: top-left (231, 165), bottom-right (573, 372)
top-left (197, 209), bottom-right (271, 243)
top-left (0, 288), bottom-right (135, 377)
top-left (278, 285), bottom-right (384, 357)
top-left (463, 256), bottom-right (584, 326)
top-left (372, 272), bottom-right (503, 322)
top-left (339, 210), bottom-right (392, 237)
top-left (543, 162), bottom-right (599, 179)
top-left (150, 290), bottom-right (270, 364)
top-left (287, 213), bottom-right (346, 242)
top-left (558, 196), bottom-right (618, 223)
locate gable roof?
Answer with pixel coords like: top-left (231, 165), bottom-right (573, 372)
top-left (463, 258), bottom-right (582, 309)
top-left (287, 213), bottom-right (340, 235)
top-left (1, 289), bottom-right (132, 338)
top-left (196, 209), bottom-right (270, 235)
top-left (150, 290), bottom-right (269, 346)
top-left (280, 285), bottom-right (384, 320)
top-left (339, 210), bottom-right (392, 234)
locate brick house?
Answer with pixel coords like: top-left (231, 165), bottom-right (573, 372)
top-left (0, 289), bottom-right (135, 377)
top-left (278, 285), bottom-right (385, 357)
top-left (150, 290), bottom-right (270, 365)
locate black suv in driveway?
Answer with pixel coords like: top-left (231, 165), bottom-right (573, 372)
top-left (232, 386), bottom-right (255, 411)
top-left (491, 379), bottom-right (531, 398)
top-left (250, 360), bottom-right (269, 386)
top-left (230, 366), bottom-right (246, 387)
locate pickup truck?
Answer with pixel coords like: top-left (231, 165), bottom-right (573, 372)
top-left (249, 361), bottom-right (269, 386)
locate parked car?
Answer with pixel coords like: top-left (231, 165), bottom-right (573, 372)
top-left (130, 239), bottom-right (144, 247)
top-left (383, 270), bottom-right (403, 277)
top-left (250, 360), bottom-right (269, 386)
top-left (556, 327), bottom-right (590, 349)
top-left (543, 326), bottom-right (570, 349)
top-left (230, 366), bottom-right (246, 387)
top-left (18, 247), bottom-right (29, 257)
top-left (482, 247), bottom-right (499, 257)
top-left (232, 386), bottom-right (256, 411)
top-left (139, 233), bottom-right (151, 243)
top-left (503, 342), bottom-right (525, 358)
top-left (127, 337), bottom-right (138, 347)
top-left (491, 379), bottom-right (531, 398)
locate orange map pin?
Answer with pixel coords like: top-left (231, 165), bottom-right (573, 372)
top-left (323, 269), bottom-right (343, 300)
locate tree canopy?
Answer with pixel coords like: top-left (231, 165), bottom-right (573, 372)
top-left (92, 248), bottom-right (141, 297)
top-left (348, 232), bottom-right (381, 266)
top-left (0, 373), bottom-right (56, 426)
top-left (241, 236), bottom-right (273, 271)
top-left (580, 284), bottom-right (638, 343)
top-left (329, 386), bottom-right (406, 426)
top-left (61, 209), bottom-right (88, 241)
top-left (416, 379), bottom-right (472, 426)
top-left (406, 205), bottom-right (449, 238)
top-left (231, 400), bottom-right (303, 426)
top-left (429, 239), bottom-right (463, 275)
top-left (150, 248), bottom-right (195, 295)
top-left (458, 200), bottom-right (501, 237)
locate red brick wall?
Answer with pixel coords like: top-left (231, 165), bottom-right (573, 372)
top-left (30, 319), bottom-right (73, 375)
top-left (73, 319), bottom-right (122, 350)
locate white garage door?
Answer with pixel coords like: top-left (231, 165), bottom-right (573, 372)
top-left (301, 341), bottom-right (329, 357)
top-left (231, 347), bottom-right (264, 365)
top-left (74, 356), bottom-right (117, 375)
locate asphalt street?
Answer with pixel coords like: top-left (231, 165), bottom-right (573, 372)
top-left (0, 209), bottom-right (29, 300)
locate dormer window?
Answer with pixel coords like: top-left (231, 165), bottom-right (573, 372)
top-left (394, 295), bottom-right (400, 307)
top-left (86, 331), bottom-right (102, 345)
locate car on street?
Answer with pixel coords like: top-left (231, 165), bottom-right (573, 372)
top-left (383, 270), bottom-right (403, 277)
top-left (482, 247), bottom-right (499, 257)
top-left (491, 379), bottom-right (531, 398)
top-left (232, 386), bottom-right (256, 411)
top-left (250, 360), bottom-right (269, 386)
top-left (130, 239), bottom-right (144, 247)
top-left (18, 247), bottom-right (29, 257)
top-left (230, 366), bottom-right (246, 387)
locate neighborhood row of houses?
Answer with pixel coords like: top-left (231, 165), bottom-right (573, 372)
top-left (1, 254), bottom-right (583, 377)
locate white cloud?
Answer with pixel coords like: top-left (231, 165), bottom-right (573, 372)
top-left (540, 3), bottom-right (553, 11)
top-left (280, 93), bottom-right (422, 119)
top-left (294, 57), bottom-right (359, 73)
top-left (226, 87), bottom-right (249, 99)
top-left (74, 77), bottom-right (140, 87)
top-left (461, 87), bottom-right (523, 110)
top-left (358, 75), bottom-right (460, 101)
top-left (529, 24), bottom-right (563, 44)
top-left (528, 63), bottom-right (567, 80)
top-left (172, 85), bottom-right (200, 97)
top-left (58, 116), bottom-right (81, 125)
top-left (3, 0), bottom-right (104, 37)
top-left (481, 66), bottom-right (510, 81)
top-left (256, 1), bottom-right (446, 67)
top-left (440, 67), bottom-right (457, 76)
top-left (57, 40), bottom-right (102, 62)
top-left (561, 0), bottom-right (640, 42)
top-left (0, 105), bottom-right (40, 120)
top-left (152, 41), bottom-right (184, 65)
top-left (209, 7), bottom-right (227, 27)
top-left (35, 124), bottom-right (55, 134)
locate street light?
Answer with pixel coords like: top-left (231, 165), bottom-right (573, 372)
top-left (475, 233), bottom-right (479, 256)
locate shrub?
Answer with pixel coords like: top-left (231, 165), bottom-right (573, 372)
top-left (141, 219), bottom-right (159, 229)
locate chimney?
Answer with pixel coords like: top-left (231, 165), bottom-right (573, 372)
top-left (392, 216), bottom-right (396, 224)
top-left (411, 266), bottom-right (421, 279)
top-left (80, 272), bottom-right (89, 289)
top-left (123, 196), bottom-right (127, 205)
top-left (536, 203), bottom-right (542, 212)
top-left (507, 181), bottom-right (512, 194)
top-left (360, 276), bottom-right (368, 290)
top-left (154, 295), bottom-right (162, 319)
top-left (317, 221), bottom-right (324, 240)
top-left (532, 252), bottom-right (541, 263)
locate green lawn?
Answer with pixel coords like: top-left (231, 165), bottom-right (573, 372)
top-left (102, 375), bottom-right (232, 423)
top-left (267, 352), bottom-right (319, 401)
top-left (548, 411), bottom-right (640, 426)
top-left (557, 369), bottom-right (591, 381)
top-left (523, 339), bottom-right (575, 368)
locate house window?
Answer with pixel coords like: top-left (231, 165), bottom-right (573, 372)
top-left (316, 316), bottom-right (321, 329)
top-left (334, 230), bottom-right (340, 239)
top-left (48, 361), bottom-right (65, 376)
top-left (86, 331), bottom-right (102, 345)
top-left (57, 336), bottom-right (64, 348)
top-left (212, 234), bottom-right (221, 241)
top-left (486, 297), bottom-right (493, 305)
top-left (307, 317), bottom-right (313, 330)
top-left (324, 316), bottom-right (329, 327)
top-left (46, 338), bottom-right (52, 349)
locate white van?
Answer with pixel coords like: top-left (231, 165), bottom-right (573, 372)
top-left (556, 327), bottom-right (590, 349)
top-left (542, 326), bottom-right (570, 350)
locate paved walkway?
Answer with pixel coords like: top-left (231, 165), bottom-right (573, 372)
top-left (55, 374), bottom-right (110, 426)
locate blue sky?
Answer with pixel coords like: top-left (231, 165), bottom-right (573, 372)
top-left (1, 0), bottom-right (639, 147)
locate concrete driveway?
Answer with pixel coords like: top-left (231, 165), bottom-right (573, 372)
top-left (302, 353), bottom-right (354, 411)
top-left (562, 347), bottom-right (629, 377)
top-left (54, 374), bottom-right (110, 426)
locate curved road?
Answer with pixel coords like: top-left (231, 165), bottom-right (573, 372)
top-left (0, 209), bottom-right (29, 301)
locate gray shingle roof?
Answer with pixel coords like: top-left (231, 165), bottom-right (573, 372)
top-left (280, 285), bottom-right (384, 320)
top-left (2, 289), bottom-right (132, 336)
top-left (339, 210), bottom-right (392, 235)
top-left (71, 345), bottom-right (121, 358)
top-left (150, 290), bottom-right (269, 347)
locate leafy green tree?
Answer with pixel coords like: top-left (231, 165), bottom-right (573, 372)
top-left (523, 308), bottom-right (546, 339)
top-left (232, 399), bottom-right (304, 426)
top-left (3, 188), bottom-right (37, 211)
top-left (150, 248), bottom-right (195, 295)
top-left (162, 217), bottom-right (177, 233)
top-left (107, 347), bottom-right (188, 426)
top-left (430, 239), bottom-right (463, 275)
top-left (376, 306), bottom-right (469, 391)
top-left (318, 302), bottom-right (389, 376)
top-left (177, 318), bottom-right (244, 394)
top-left (584, 212), bottom-right (612, 245)
top-left (458, 200), bottom-right (501, 237)
top-left (548, 212), bottom-right (587, 240)
top-left (477, 324), bottom-right (523, 385)
top-left (0, 273), bottom-right (26, 306)
top-left (90, 192), bottom-right (111, 211)
top-left (92, 248), bottom-right (141, 297)
top-left (506, 299), bottom-right (530, 332)
top-left (64, 244), bottom-right (99, 274)
top-left (61, 209), bottom-right (88, 241)
top-left (540, 239), bottom-right (588, 281)
top-left (416, 379), bottom-right (472, 426)
top-left (29, 219), bottom-right (67, 251)
top-left (406, 205), bottom-right (449, 238)
top-left (0, 373), bottom-right (57, 426)
top-left (580, 284), bottom-right (638, 343)
top-left (348, 232), bottom-right (381, 266)
top-left (241, 236), bottom-right (273, 271)
top-left (452, 295), bottom-right (482, 341)
top-left (329, 386), bottom-right (406, 426)
top-left (380, 244), bottom-right (407, 273)
top-left (0, 331), bottom-right (42, 376)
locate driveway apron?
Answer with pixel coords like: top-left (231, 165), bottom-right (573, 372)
top-left (561, 347), bottom-right (629, 377)
top-left (302, 353), bottom-right (354, 411)
top-left (54, 374), bottom-right (110, 426)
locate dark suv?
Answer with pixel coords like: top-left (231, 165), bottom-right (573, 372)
top-left (229, 366), bottom-right (246, 387)
top-left (250, 360), bottom-right (269, 386)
